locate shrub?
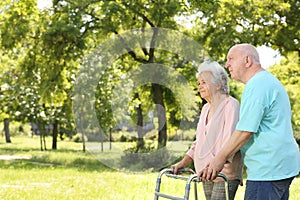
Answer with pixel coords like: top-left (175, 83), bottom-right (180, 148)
top-left (71, 133), bottom-right (88, 143)
top-left (119, 135), bottom-right (127, 142)
top-left (0, 122), bottom-right (31, 137)
top-left (120, 142), bottom-right (176, 171)
top-left (294, 131), bottom-right (300, 145)
top-left (118, 131), bottom-right (138, 142)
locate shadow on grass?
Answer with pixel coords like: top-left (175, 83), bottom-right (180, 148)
top-left (0, 147), bottom-right (116, 172)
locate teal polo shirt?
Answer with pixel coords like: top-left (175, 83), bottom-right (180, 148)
top-left (236, 70), bottom-right (300, 181)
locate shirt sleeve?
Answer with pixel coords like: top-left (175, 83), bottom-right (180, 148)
top-left (186, 141), bottom-right (196, 159)
top-left (222, 98), bottom-right (240, 162)
top-left (186, 103), bottom-right (209, 160)
top-left (236, 87), bottom-right (265, 133)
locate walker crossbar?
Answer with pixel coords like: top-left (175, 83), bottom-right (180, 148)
top-left (154, 168), bottom-right (229, 200)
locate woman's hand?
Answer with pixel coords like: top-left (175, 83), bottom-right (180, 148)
top-left (170, 162), bottom-right (183, 174)
top-left (170, 155), bottom-right (193, 174)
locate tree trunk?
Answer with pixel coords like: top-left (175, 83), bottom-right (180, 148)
top-left (100, 130), bottom-right (103, 152)
top-left (52, 121), bottom-right (58, 150)
top-left (79, 110), bottom-right (86, 152)
top-left (38, 123), bottom-right (47, 151)
top-left (82, 132), bottom-right (86, 152)
top-left (43, 132), bottom-right (47, 150)
top-left (152, 83), bottom-right (167, 149)
top-left (134, 93), bottom-right (145, 151)
top-left (109, 128), bottom-right (112, 150)
top-left (4, 118), bottom-right (11, 143)
top-left (40, 133), bottom-right (43, 151)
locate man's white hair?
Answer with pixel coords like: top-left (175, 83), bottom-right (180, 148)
top-left (234, 43), bottom-right (260, 64)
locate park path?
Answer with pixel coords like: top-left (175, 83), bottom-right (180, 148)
top-left (0, 155), bottom-right (31, 160)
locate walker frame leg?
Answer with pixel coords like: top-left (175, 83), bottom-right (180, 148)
top-left (154, 168), bottom-right (230, 200)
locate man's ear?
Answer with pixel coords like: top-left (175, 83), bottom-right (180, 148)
top-left (245, 55), bottom-right (252, 67)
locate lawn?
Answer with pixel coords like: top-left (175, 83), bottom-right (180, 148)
top-left (0, 137), bottom-right (299, 200)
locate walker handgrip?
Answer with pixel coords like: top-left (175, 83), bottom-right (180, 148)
top-left (176, 168), bottom-right (187, 173)
top-left (168, 168), bottom-right (185, 174)
top-left (169, 168), bottom-right (195, 174)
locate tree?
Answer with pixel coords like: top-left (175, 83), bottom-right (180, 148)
top-left (188, 0), bottom-right (297, 61)
top-left (0, 0), bottom-right (77, 149)
top-left (269, 0), bottom-right (300, 58)
top-left (2, 0), bottom-right (299, 151)
top-left (269, 52), bottom-right (300, 137)
top-left (0, 53), bottom-right (15, 143)
top-left (88, 0), bottom-right (202, 149)
top-left (3, 118), bottom-right (11, 143)
top-left (188, 0), bottom-right (300, 135)
top-left (0, 0), bottom-right (38, 143)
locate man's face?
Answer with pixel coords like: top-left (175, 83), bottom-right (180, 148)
top-left (225, 47), bottom-right (245, 82)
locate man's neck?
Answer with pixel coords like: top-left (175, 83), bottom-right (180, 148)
top-left (244, 65), bottom-right (264, 84)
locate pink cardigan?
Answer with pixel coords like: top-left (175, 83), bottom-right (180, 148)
top-left (187, 96), bottom-right (243, 181)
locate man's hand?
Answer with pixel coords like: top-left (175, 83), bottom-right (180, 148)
top-left (197, 154), bottom-right (226, 181)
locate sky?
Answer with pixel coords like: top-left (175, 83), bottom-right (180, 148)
top-left (37, 0), bottom-right (52, 10)
top-left (257, 46), bottom-right (282, 68)
top-left (37, 0), bottom-right (282, 69)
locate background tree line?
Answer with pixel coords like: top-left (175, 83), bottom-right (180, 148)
top-left (0, 0), bottom-right (299, 151)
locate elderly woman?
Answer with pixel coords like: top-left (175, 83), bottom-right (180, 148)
top-left (172, 61), bottom-right (243, 200)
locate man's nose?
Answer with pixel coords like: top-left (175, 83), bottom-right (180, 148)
top-left (225, 62), bottom-right (229, 68)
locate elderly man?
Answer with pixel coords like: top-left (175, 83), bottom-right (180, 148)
top-left (199, 43), bottom-right (300, 200)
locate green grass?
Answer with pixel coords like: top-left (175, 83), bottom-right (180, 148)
top-left (0, 136), bottom-right (299, 200)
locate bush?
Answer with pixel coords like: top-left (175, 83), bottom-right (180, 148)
top-left (168, 129), bottom-right (196, 141)
top-left (294, 131), bottom-right (300, 145)
top-left (117, 131), bottom-right (138, 142)
top-left (71, 133), bottom-right (88, 143)
top-left (0, 122), bottom-right (31, 137)
top-left (119, 135), bottom-right (127, 142)
top-left (120, 142), bottom-right (176, 171)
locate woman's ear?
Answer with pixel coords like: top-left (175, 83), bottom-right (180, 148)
top-left (216, 83), bottom-right (222, 91)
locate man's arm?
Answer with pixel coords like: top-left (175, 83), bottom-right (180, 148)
top-left (198, 130), bottom-right (253, 181)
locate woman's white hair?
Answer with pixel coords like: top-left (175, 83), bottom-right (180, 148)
top-left (197, 61), bottom-right (230, 94)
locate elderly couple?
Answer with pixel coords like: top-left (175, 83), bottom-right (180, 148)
top-left (171, 44), bottom-right (300, 200)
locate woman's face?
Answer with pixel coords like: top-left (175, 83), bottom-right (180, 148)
top-left (197, 72), bottom-right (218, 102)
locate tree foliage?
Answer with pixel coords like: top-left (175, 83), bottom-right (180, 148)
top-left (269, 53), bottom-right (300, 133)
top-left (0, 0), bottom-right (299, 148)
top-left (189, 0), bottom-right (296, 61)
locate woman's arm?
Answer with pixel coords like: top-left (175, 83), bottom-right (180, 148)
top-left (171, 155), bottom-right (193, 174)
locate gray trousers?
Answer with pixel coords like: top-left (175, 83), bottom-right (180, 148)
top-left (203, 180), bottom-right (240, 200)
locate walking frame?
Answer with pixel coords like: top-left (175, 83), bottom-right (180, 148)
top-left (154, 168), bottom-right (229, 200)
